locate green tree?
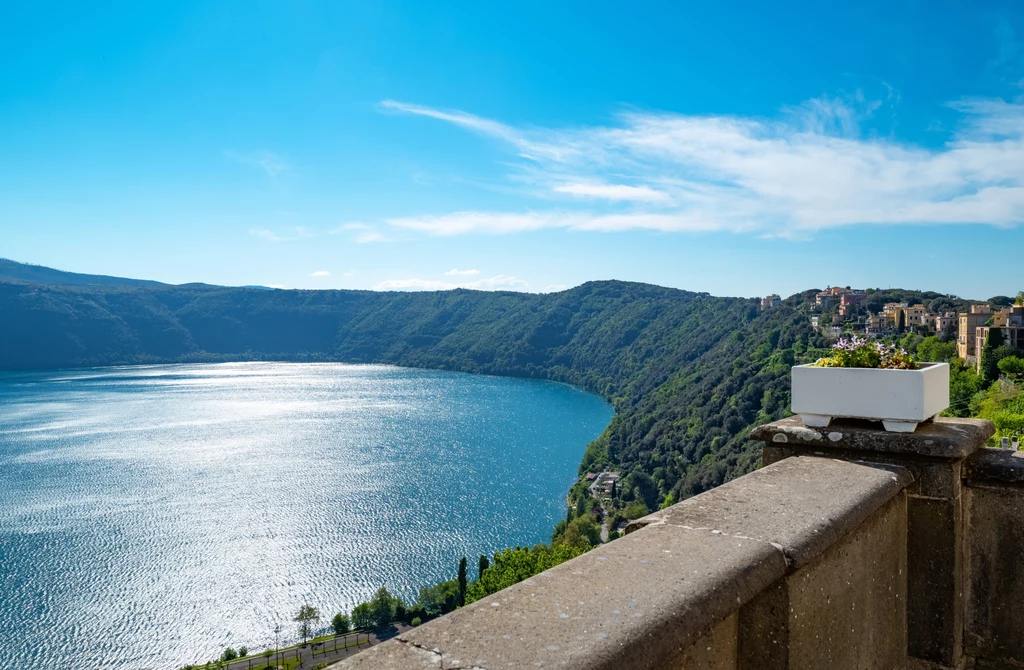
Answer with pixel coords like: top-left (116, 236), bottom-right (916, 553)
top-left (370, 587), bottom-right (398, 629)
top-left (331, 613), bottom-right (351, 636)
top-left (293, 604), bottom-right (321, 645)
top-left (574, 492), bottom-right (589, 518)
top-left (916, 336), bottom-right (956, 363)
top-left (465, 544), bottom-right (588, 604)
top-left (478, 555), bottom-right (490, 581)
top-left (556, 516), bottom-right (602, 549)
top-left (999, 356), bottom-right (1024, 383)
top-left (622, 502), bottom-right (649, 520)
top-left (989, 295), bottom-right (1014, 307)
top-left (945, 360), bottom-right (985, 417)
top-left (415, 579), bottom-right (459, 614)
top-left (897, 310), bottom-right (906, 334)
top-left (351, 602), bottom-right (374, 630)
top-left (457, 556), bottom-right (468, 607)
top-left (981, 328), bottom-right (1006, 384)
top-left (237, 646), bottom-right (247, 658)
top-left (1017, 291), bottom-right (1024, 306)
top-left (220, 648), bottom-right (237, 662)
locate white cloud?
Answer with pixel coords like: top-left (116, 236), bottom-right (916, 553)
top-left (331, 222), bottom-right (394, 243)
top-left (343, 269), bottom-right (357, 277)
top-left (355, 230), bottom-right (393, 244)
top-left (225, 150), bottom-right (291, 177)
top-left (310, 270), bottom-right (330, 277)
top-left (380, 95), bottom-right (1024, 237)
top-left (443, 268), bottom-right (480, 276)
top-left (374, 274), bottom-right (527, 291)
top-left (554, 182), bottom-right (671, 203)
top-left (249, 227), bottom-right (313, 242)
top-left (330, 223), bottom-right (368, 233)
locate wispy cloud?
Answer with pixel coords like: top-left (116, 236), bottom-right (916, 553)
top-left (381, 94), bottom-right (1024, 237)
top-left (309, 270), bottom-right (330, 277)
top-left (225, 150), bottom-right (291, 177)
top-left (554, 182), bottom-right (670, 203)
top-left (443, 268), bottom-right (480, 276)
top-left (249, 227), bottom-right (314, 242)
top-left (375, 274), bottom-right (527, 291)
top-left (331, 222), bottom-right (395, 243)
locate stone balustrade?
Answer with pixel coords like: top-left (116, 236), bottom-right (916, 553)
top-left (329, 416), bottom-right (1024, 670)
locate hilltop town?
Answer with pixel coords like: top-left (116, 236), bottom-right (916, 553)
top-left (761, 286), bottom-right (1024, 370)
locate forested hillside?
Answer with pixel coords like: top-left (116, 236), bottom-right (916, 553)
top-left (0, 257), bottom-right (165, 288)
top-left (0, 273), bottom-right (964, 505)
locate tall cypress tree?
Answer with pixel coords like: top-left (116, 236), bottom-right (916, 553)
top-left (478, 555), bottom-right (490, 581)
top-left (981, 327), bottom-right (1005, 384)
top-left (457, 557), bottom-right (468, 607)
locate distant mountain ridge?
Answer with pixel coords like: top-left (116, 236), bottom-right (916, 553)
top-left (0, 259), bottom-right (966, 506)
top-left (0, 258), bottom-right (166, 288)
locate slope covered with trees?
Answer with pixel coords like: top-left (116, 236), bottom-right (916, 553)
top-left (0, 277), bottom-right (804, 499)
top-left (0, 274), bottom-right (978, 506)
top-left (0, 257), bottom-right (165, 288)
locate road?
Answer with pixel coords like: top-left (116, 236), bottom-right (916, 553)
top-left (213, 625), bottom-right (411, 670)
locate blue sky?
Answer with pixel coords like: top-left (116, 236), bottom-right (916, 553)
top-left (1, 1), bottom-right (1023, 298)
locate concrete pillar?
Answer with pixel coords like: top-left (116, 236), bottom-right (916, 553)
top-left (752, 416), bottom-right (994, 670)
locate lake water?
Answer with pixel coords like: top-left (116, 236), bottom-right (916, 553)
top-left (0, 363), bottom-right (613, 670)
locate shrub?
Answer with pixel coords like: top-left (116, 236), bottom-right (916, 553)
top-left (331, 613), bottom-right (351, 636)
top-left (815, 336), bottom-right (917, 370)
top-left (999, 356), bottom-right (1024, 382)
top-left (411, 617), bottom-right (422, 626)
top-left (623, 502), bottom-right (649, 520)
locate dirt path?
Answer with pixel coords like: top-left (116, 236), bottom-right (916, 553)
top-left (218, 625), bottom-right (411, 670)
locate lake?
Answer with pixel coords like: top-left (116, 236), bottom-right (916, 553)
top-left (0, 363), bottom-right (613, 670)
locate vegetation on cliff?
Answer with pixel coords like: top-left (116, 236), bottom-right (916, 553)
top-left (0, 273), bottom-right (983, 506)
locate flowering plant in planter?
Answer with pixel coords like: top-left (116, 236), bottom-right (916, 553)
top-left (792, 335), bottom-right (948, 433)
top-left (814, 336), bottom-right (918, 370)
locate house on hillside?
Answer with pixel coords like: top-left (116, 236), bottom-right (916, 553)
top-left (959, 304), bottom-right (993, 361)
top-left (973, 305), bottom-right (1024, 369)
top-left (935, 312), bottom-right (957, 333)
top-left (815, 287), bottom-right (850, 309)
top-left (865, 312), bottom-right (888, 335)
top-left (838, 292), bottom-right (867, 317)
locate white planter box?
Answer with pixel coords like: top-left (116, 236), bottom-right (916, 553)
top-left (791, 362), bottom-right (950, 433)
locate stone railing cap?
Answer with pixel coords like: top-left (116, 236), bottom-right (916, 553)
top-left (330, 524), bottom-right (786, 670)
top-left (627, 456), bottom-right (912, 570)
top-left (964, 448), bottom-right (1024, 485)
top-left (330, 456), bottom-right (912, 670)
top-left (750, 416), bottom-right (994, 459)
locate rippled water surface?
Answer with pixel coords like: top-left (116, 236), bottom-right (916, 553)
top-left (0, 363), bottom-right (613, 669)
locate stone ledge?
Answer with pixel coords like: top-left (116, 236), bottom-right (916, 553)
top-left (330, 524), bottom-right (786, 670)
top-left (627, 456), bottom-right (912, 569)
top-left (330, 457), bottom-right (913, 670)
top-left (964, 448), bottom-right (1024, 485)
top-left (750, 416), bottom-right (994, 459)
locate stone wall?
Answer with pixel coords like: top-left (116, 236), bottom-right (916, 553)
top-left (329, 417), bottom-right (1024, 670)
top-left (964, 448), bottom-right (1024, 668)
top-left (330, 456), bottom-right (912, 669)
